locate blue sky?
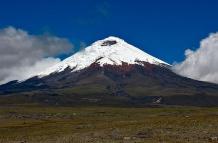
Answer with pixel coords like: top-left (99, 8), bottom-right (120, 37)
top-left (0, 0), bottom-right (218, 64)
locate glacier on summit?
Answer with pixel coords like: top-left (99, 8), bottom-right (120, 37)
top-left (39, 36), bottom-right (169, 77)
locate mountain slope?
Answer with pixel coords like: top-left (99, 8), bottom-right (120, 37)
top-left (1, 36), bottom-right (218, 107)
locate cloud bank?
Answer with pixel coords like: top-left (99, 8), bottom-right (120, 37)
top-left (173, 32), bottom-right (218, 84)
top-left (0, 27), bottom-right (73, 84)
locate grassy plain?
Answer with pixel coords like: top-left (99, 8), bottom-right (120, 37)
top-left (0, 105), bottom-right (218, 143)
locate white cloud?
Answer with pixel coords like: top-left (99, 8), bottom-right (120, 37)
top-left (0, 58), bottom-right (61, 84)
top-left (173, 32), bottom-right (218, 84)
top-left (0, 26), bottom-right (73, 84)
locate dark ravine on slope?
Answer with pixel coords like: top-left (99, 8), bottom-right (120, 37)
top-left (1, 36), bottom-right (218, 107)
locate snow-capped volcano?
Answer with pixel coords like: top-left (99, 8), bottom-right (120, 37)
top-left (39, 36), bottom-right (169, 76)
top-left (2, 36), bottom-right (218, 107)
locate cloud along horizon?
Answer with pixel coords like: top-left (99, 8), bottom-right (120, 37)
top-left (173, 32), bottom-right (218, 84)
top-left (0, 26), bottom-right (73, 84)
